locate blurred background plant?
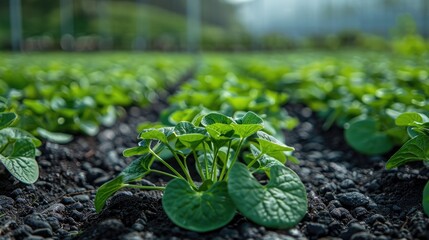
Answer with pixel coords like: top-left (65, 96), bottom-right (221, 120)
top-left (0, 0), bottom-right (427, 53)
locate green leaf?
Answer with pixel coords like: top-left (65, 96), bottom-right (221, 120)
top-left (123, 140), bottom-right (151, 157)
top-left (0, 112), bottom-right (17, 129)
top-left (205, 123), bottom-right (235, 140)
top-left (121, 154), bottom-right (153, 182)
top-left (423, 180), bottom-right (429, 217)
top-left (37, 127), bottom-right (73, 144)
top-left (78, 121), bottom-right (99, 136)
top-left (345, 118), bottom-right (393, 155)
top-left (201, 113), bottom-right (234, 126)
top-left (174, 122), bottom-right (207, 148)
top-left (256, 131), bottom-right (294, 155)
top-left (231, 112), bottom-right (264, 138)
top-left (0, 138), bottom-right (38, 184)
top-left (228, 163), bottom-right (307, 229)
top-left (162, 179), bottom-right (236, 232)
top-left (94, 175), bottom-right (126, 212)
top-left (95, 153), bottom-right (154, 212)
top-left (249, 144), bottom-right (284, 171)
top-left (139, 127), bottom-right (174, 143)
top-left (197, 153), bottom-right (217, 179)
top-left (0, 128), bottom-right (41, 147)
top-left (386, 135), bottom-right (429, 169)
top-left (395, 112), bottom-right (427, 126)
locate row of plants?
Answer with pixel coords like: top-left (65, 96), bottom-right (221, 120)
top-left (232, 52), bottom-right (429, 155)
top-left (1, 51), bottom-right (428, 232)
top-left (0, 53), bottom-right (193, 143)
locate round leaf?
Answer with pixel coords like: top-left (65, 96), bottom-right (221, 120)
top-left (395, 112), bottom-right (427, 126)
top-left (228, 163), bottom-right (307, 229)
top-left (201, 113), bottom-right (234, 126)
top-left (0, 112), bottom-right (17, 129)
top-left (345, 118), bottom-right (393, 155)
top-left (163, 179), bottom-right (236, 232)
top-left (0, 138), bottom-right (38, 184)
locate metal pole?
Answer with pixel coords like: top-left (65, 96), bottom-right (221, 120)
top-left (187, 0), bottom-right (201, 53)
top-left (10, 0), bottom-right (23, 51)
top-left (135, 0), bottom-right (149, 51)
top-left (60, 0), bottom-right (74, 50)
top-left (98, 0), bottom-right (112, 50)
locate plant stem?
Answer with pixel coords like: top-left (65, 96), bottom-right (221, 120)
top-left (218, 140), bottom-right (232, 181)
top-left (247, 152), bottom-right (264, 169)
top-left (149, 169), bottom-right (180, 179)
top-left (148, 148), bottom-right (185, 180)
top-left (211, 147), bottom-right (219, 182)
top-left (193, 150), bottom-right (205, 181)
top-left (123, 184), bottom-right (165, 191)
top-left (224, 137), bottom-right (245, 181)
top-left (166, 144), bottom-right (197, 189)
top-left (203, 143), bottom-right (210, 179)
top-left (0, 139), bottom-right (13, 154)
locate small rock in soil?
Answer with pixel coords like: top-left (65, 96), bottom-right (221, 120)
top-left (73, 194), bottom-right (90, 202)
top-left (365, 214), bottom-right (386, 225)
top-left (351, 232), bottom-right (375, 240)
top-left (13, 225), bottom-right (33, 239)
top-left (306, 222), bottom-right (328, 237)
top-left (340, 223), bottom-right (366, 239)
top-left (337, 192), bottom-right (369, 208)
top-left (24, 214), bottom-right (52, 230)
top-left (340, 179), bottom-right (355, 189)
top-left (32, 228), bottom-right (53, 238)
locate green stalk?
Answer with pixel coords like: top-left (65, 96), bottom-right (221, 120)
top-left (166, 144), bottom-right (197, 189)
top-left (123, 184), bottom-right (165, 191)
top-left (193, 150), bottom-right (205, 181)
top-left (202, 143), bottom-right (210, 180)
top-left (247, 152), bottom-right (264, 169)
top-left (0, 139), bottom-right (13, 154)
top-left (224, 137), bottom-right (245, 181)
top-left (148, 148), bottom-right (185, 180)
top-left (218, 140), bottom-right (232, 181)
top-left (149, 169), bottom-right (180, 179)
top-left (211, 147), bottom-right (220, 182)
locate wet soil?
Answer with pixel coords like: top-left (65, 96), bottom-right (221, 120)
top-left (1, 102), bottom-right (429, 240)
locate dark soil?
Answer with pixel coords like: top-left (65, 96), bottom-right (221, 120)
top-left (1, 101), bottom-right (429, 240)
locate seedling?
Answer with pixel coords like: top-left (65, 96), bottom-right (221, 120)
top-left (95, 111), bottom-right (307, 232)
top-left (385, 112), bottom-right (429, 215)
top-left (0, 98), bottom-right (41, 184)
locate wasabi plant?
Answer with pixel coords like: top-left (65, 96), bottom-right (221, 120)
top-left (0, 98), bottom-right (41, 184)
top-left (95, 111), bottom-right (307, 232)
top-left (385, 112), bottom-right (429, 215)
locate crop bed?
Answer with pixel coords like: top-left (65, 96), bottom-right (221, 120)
top-left (0, 52), bottom-right (428, 239)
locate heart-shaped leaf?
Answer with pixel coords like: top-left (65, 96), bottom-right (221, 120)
top-left (0, 138), bottom-right (38, 184)
top-left (95, 153), bottom-right (153, 212)
top-left (0, 112), bottom-right (17, 129)
top-left (205, 124), bottom-right (235, 140)
top-left (201, 113), bottom-right (234, 126)
top-left (231, 112), bottom-right (264, 138)
top-left (37, 127), bottom-right (73, 144)
top-left (0, 128), bottom-right (41, 147)
top-left (249, 144), bottom-right (284, 171)
top-left (345, 118), bottom-right (393, 155)
top-left (386, 135), bottom-right (429, 169)
top-left (139, 127), bottom-right (174, 143)
top-left (395, 112), bottom-right (428, 126)
top-left (174, 122), bottom-right (207, 148)
top-left (163, 179), bottom-right (236, 232)
top-left (228, 163), bottom-right (307, 229)
top-left (95, 175), bottom-right (126, 212)
top-left (256, 131), bottom-right (294, 155)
